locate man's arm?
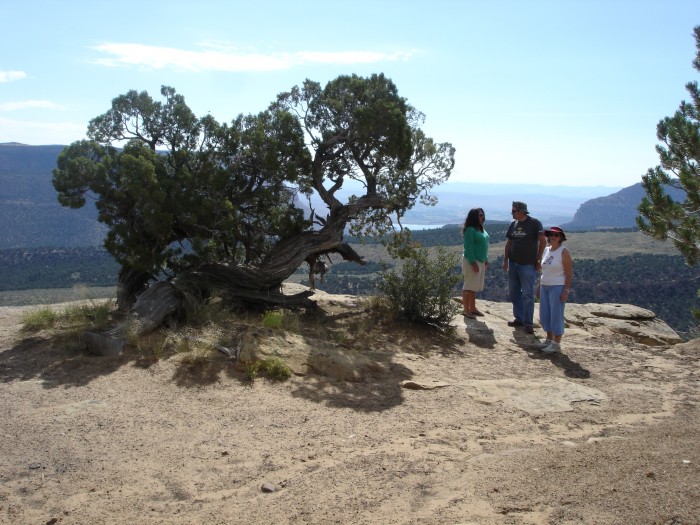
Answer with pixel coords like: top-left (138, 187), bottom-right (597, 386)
top-left (536, 232), bottom-right (546, 270)
top-left (503, 239), bottom-right (512, 271)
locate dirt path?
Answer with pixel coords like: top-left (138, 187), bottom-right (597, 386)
top-left (0, 296), bottom-right (698, 524)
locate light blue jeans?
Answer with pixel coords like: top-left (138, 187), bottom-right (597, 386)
top-left (539, 284), bottom-right (566, 336)
top-left (508, 262), bottom-right (537, 327)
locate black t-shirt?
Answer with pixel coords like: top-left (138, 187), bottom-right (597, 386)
top-left (506, 217), bottom-right (543, 265)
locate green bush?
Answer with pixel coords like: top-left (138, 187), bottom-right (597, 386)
top-left (378, 247), bottom-right (461, 326)
top-left (62, 301), bottom-right (113, 329)
top-left (262, 311), bottom-right (284, 329)
top-left (260, 356), bottom-right (292, 380)
top-left (262, 310), bottom-right (301, 333)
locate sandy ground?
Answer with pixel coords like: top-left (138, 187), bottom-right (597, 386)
top-left (0, 292), bottom-right (699, 525)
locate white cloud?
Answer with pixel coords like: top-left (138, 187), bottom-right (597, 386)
top-left (92, 43), bottom-right (415, 72)
top-left (0, 116), bottom-right (85, 145)
top-left (0, 70), bottom-right (27, 83)
top-left (0, 100), bottom-right (63, 111)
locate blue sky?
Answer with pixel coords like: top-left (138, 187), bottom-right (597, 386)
top-left (1, 0), bottom-right (698, 187)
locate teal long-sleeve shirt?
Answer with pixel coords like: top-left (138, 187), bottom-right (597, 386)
top-left (463, 227), bottom-right (489, 264)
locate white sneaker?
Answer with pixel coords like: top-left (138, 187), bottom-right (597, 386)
top-left (541, 342), bottom-right (561, 354)
top-left (535, 340), bottom-right (552, 350)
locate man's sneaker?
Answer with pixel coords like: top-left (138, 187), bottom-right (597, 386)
top-left (535, 340), bottom-right (552, 350)
top-left (507, 319), bottom-right (524, 327)
top-left (542, 342), bottom-right (561, 354)
top-left (524, 325), bottom-right (534, 334)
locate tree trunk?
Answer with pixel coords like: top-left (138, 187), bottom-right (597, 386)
top-left (103, 203), bottom-right (367, 344)
top-left (116, 265), bottom-right (152, 311)
top-left (178, 204), bottom-right (365, 307)
top-left (84, 281), bottom-right (183, 355)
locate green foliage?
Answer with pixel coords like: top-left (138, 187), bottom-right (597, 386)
top-left (262, 311), bottom-right (284, 329)
top-left (52, 86), bottom-right (312, 277)
top-left (21, 301), bottom-right (114, 333)
top-left (52, 77), bottom-right (454, 310)
top-left (260, 357), bottom-right (292, 381)
top-left (61, 301), bottom-right (113, 330)
top-left (243, 362), bottom-right (260, 382)
top-left (243, 357), bottom-right (292, 382)
top-left (378, 247), bottom-right (461, 326)
top-left (261, 309), bottom-right (302, 333)
top-left (637, 26), bottom-right (700, 265)
top-left (21, 307), bottom-right (58, 332)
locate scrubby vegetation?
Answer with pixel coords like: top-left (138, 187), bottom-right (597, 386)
top-left (378, 247), bottom-right (461, 326)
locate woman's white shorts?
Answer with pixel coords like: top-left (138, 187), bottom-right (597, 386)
top-left (462, 259), bottom-right (486, 292)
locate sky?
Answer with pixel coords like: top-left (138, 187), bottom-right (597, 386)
top-left (1, 0), bottom-right (698, 188)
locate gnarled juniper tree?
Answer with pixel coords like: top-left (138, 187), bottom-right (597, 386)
top-left (53, 75), bottom-right (455, 315)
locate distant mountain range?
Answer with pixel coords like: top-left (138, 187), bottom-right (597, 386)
top-left (0, 142), bottom-right (676, 249)
top-left (562, 183), bottom-right (686, 230)
top-left (0, 143), bottom-right (107, 249)
top-left (407, 181), bottom-right (624, 226)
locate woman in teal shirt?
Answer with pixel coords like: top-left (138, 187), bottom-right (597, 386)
top-left (461, 207), bottom-right (489, 318)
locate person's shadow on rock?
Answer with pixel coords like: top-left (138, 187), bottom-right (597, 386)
top-left (546, 352), bottom-right (591, 378)
top-left (524, 345), bottom-right (591, 378)
top-left (511, 331), bottom-right (591, 379)
top-left (462, 318), bottom-right (497, 349)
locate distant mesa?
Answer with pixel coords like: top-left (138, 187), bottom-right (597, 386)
top-left (563, 183), bottom-right (685, 231)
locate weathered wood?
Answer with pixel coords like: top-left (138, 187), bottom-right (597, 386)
top-left (116, 266), bottom-right (152, 311)
top-left (83, 331), bottom-right (125, 356)
top-left (84, 281), bottom-right (184, 356)
top-left (104, 203), bottom-right (369, 343)
top-left (130, 281), bottom-right (183, 334)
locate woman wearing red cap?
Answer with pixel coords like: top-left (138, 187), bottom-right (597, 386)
top-left (536, 226), bottom-right (573, 354)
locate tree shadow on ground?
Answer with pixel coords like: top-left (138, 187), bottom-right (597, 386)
top-left (286, 309), bottom-right (450, 412)
top-left (289, 358), bottom-right (414, 413)
top-left (0, 327), bottom-right (247, 390)
top-left (0, 333), bottom-right (130, 388)
top-left (0, 303), bottom-right (461, 403)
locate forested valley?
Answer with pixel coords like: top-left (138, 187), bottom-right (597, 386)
top-left (1, 226), bottom-right (698, 338)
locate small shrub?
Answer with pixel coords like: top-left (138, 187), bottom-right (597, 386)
top-left (21, 307), bottom-right (58, 332)
top-left (61, 301), bottom-right (113, 330)
top-left (262, 311), bottom-right (284, 329)
top-left (186, 296), bottom-right (236, 327)
top-left (262, 310), bottom-right (302, 333)
top-left (378, 247), bottom-right (461, 326)
top-left (260, 356), bottom-right (292, 380)
top-left (243, 361), bottom-right (260, 381)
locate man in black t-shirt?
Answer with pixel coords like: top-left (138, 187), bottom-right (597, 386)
top-left (502, 201), bottom-right (546, 334)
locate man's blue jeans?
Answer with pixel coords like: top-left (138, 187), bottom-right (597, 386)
top-left (508, 262), bottom-right (537, 327)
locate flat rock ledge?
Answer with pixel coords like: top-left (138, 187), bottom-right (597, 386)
top-left (564, 303), bottom-right (683, 345)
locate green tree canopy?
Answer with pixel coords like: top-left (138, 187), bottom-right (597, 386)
top-left (53, 75), bottom-right (455, 311)
top-left (637, 26), bottom-right (700, 265)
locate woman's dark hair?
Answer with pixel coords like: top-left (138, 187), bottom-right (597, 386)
top-left (461, 207), bottom-right (485, 234)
